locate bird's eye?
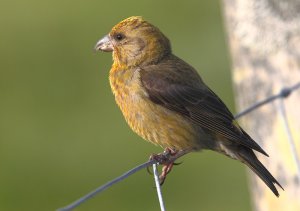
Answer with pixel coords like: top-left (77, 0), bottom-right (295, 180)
top-left (115, 33), bottom-right (125, 41)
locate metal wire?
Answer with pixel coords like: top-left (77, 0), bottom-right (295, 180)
top-left (277, 99), bottom-right (300, 180)
top-left (57, 160), bottom-right (156, 211)
top-left (153, 163), bottom-right (166, 211)
top-left (234, 82), bottom-right (300, 119)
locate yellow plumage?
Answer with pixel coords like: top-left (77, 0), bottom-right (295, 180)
top-left (109, 62), bottom-right (199, 150)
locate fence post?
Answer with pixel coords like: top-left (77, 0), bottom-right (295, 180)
top-left (222, 0), bottom-right (300, 210)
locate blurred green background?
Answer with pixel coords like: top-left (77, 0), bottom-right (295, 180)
top-left (0, 0), bottom-right (252, 210)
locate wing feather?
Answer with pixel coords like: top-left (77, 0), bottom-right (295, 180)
top-left (140, 63), bottom-right (268, 156)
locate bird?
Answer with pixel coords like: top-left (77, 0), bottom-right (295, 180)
top-left (94, 16), bottom-right (283, 196)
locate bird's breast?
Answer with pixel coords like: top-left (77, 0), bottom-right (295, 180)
top-left (109, 66), bottom-right (200, 150)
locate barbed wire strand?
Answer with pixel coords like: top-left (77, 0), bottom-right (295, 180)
top-left (153, 163), bottom-right (166, 211)
top-left (278, 98), bottom-right (300, 180)
top-left (57, 81), bottom-right (300, 211)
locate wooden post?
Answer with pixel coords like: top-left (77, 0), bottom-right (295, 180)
top-left (222, 0), bottom-right (300, 210)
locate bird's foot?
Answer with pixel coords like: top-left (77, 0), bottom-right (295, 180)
top-left (149, 148), bottom-right (186, 185)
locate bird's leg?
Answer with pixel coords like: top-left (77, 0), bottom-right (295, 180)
top-left (159, 162), bottom-right (174, 185)
top-left (149, 148), bottom-right (189, 185)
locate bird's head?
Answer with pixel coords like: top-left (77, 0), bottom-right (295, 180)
top-left (95, 16), bottom-right (171, 67)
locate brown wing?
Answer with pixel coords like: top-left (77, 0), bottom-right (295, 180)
top-left (140, 61), bottom-right (268, 156)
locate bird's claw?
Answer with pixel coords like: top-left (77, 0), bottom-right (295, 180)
top-left (149, 148), bottom-right (179, 185)
top-left (146, 166), bottom-right (153, 175)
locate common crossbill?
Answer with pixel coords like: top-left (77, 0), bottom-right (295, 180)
top-left (95, 16), bottom-right (282, 196)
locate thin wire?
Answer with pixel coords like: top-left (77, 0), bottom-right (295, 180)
top-left (153, 163), bottom-right (166, 211)
top-left (235, 82), bottom-right (300, 119)
top-left (277, 99), bottom-right (300, 180)
top-left (57, 160), bottom-right (156, 211)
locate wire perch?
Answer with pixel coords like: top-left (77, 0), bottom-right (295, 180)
top-left (57, 160), bottom-right (156, 211)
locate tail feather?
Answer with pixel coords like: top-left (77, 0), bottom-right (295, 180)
top-left (237, 148), bottom-right (283, 197)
